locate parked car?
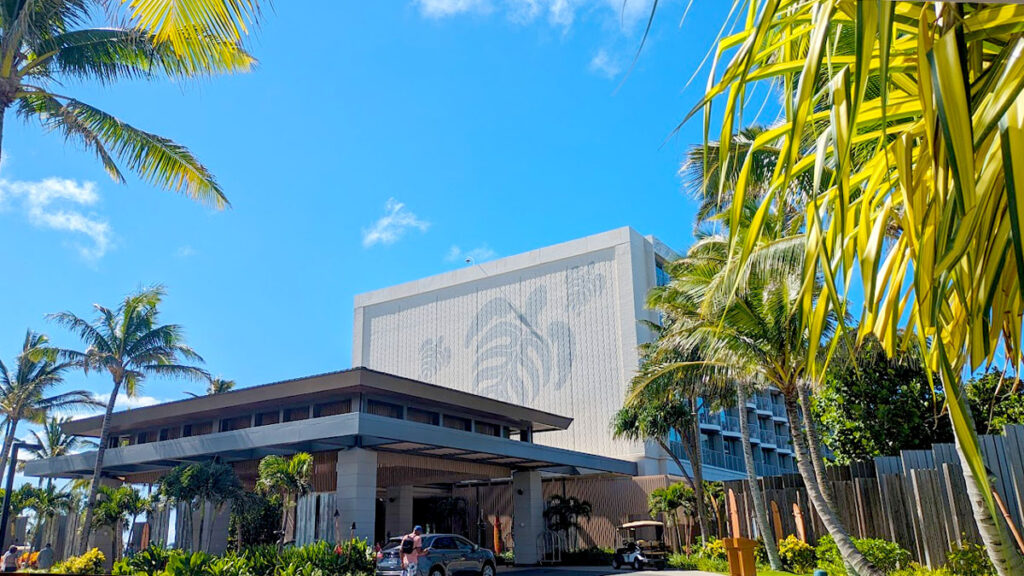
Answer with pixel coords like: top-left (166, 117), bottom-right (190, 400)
top-left (376, 534), bottom-right (496, 576)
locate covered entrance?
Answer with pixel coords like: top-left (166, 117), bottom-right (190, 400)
top-left (25, 368), bottom-right (636, 564)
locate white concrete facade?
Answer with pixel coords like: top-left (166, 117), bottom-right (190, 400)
top-left (353, 227), bottom-right (674, 467)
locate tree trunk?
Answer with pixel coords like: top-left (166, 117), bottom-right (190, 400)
top-left (0, 418), bottom-right (19, 485)
top-left (197, 498), bottom-right (207, 553)
top-left (943, 370), bottom-right (1024, 576)
top-left (688, 399), bottom-right (709, 542)
top-left (799, 385), bottom-right (836, 509)
top-left (738, 387), bottom-right (783, 571)
top-left (784, 394), bottom-right (882, 576)
top-left (656, 438), bottom-right (696, 489)
top-left (80, 378), bottom-right (121, 554)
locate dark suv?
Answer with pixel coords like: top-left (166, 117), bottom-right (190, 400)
top-left (375, 534), bottom-right (496, 576)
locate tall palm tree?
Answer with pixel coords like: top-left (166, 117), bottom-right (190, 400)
top-left (1, 0), bottom-right (258, 207)
top-left (692, 2), bottom-right (1024, 573)
top-left (645, 233), bottom-right (878, 575)
top-left (0, 331), bottom-right (97, 481)
top-left (92, 485), bottom-right (148, 562)
top-left (256, 452), bottom-right (312, 550)
top-left (49, 286), bottom-right (208, 551)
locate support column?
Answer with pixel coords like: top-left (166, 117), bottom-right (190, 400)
top-left (512, 470), bottom-right (544, 565)
top-left (384, 486), bottom-right (414, 541)
top-left (336, 448), bottom-right (378, 544)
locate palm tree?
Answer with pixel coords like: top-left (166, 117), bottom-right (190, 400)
top-left (256, 452), bottom-right (312, 550)
top-left (735, 384), bottom-right (780, 567)
top-left (645, 232), bottom-right (877, 575)
top-left (692, 2), bottom-right (1024, 574)
top-left (49, 286), bottom-right (209, 552)
top-left (702, 481), bottom-right (725, 538)
top-left (185, 377), bottom-right (236, 398)
top-left (648, 483), bottom-right (693, 552)
top-left (0, 331), bottom-right (98, 481)
top-left (93, 485), bottom-right (147, 562)
top-left (543, 495), bottom-right (592, 551)
top-left (25, 417), bottom-right (96, 488)
top-left (26, 484), bottom-right (74, 550)
top-left (1, 0), bottom-right (260, 206)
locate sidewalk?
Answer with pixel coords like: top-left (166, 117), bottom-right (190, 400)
top-left (497, 566), bottom-right (721, 576)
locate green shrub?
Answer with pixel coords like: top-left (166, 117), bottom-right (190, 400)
top-left (700, 538), bottom-right (727, 560)
top-left (164, 552), bottom-right (214, 576)
top-left (666, 552), bottom-right (727, 573)
top-left (892, 563), bottom-right (952, 576)
top-left (817, 535), bottom-right (912, 575)
top-left (113, 544), bottom-right (181, 576)
top-left (667, 552), bottom-right (697, 570)
top-left (778, 534), bottom-right (817, 573)
top-left (55, 549), bottom-right (107, 575)
top-left (945, 541), bottom-right (995, 576)
top-left (331, 538), bottom-right (374, 575)
top-left (560, 546), bottom-right (613, 566)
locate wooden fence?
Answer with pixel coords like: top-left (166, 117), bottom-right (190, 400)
top-left (724, 424), bottom-right (1024, 568)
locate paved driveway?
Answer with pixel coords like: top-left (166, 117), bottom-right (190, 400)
top-left (497, 567), bottom-right (720, 576)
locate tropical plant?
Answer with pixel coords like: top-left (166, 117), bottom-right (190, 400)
top-left (816, 535), bottom-right (912, 576)
top-left (92, 485), bottom-right (149, 562)
top-left (778, 534), bottom-right (817, 574)
top-left (734, 383), bottom-right (783, 570)
top-left (50, 285), bottom-right (208, 551)
top-left (946, 541), bottom-right (996, 576)
top-left (160, 461), bottom-right (240, 552)
top-left (228, 492), bottom-right (281, 550)
top-left (0, 330), bottom-right (97, 480)
top-left (648, 483), bottom-right (694, 552)
top-left (54, 548), bottom-right (105, 574)
top-left (186, 377), bottom-right (236, 398)
top-left (965, 370), bottom-right (1024, 436)
top-left (255, 452), bottom-right (312, 550)
top-left (1, 0), bottom-right (263, 206)
top-left (613, 319), bottom-right (719, 541)
top-left (26, 484), bottom-right (74, 551)
top-left (702, 481), bottom-right (725, 538)
top-left (690, 1), bottom-right (1024, 573)
top-left (815, 335), bottom-right (953, 464)
top-left (24, 417), bottom-right (97, 488)
top-left (543, 495), bottom-right (592, 551)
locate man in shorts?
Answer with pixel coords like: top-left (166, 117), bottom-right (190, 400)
top-left (400, 525), bottom-right (423, 576)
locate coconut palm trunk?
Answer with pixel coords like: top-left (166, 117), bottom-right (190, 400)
top-left (79, 378), bottom-right (120, 553)
top-left (784, 395), bottom-right (882, 576)
top-left (687, 399), bottom-right (709, 542)
top-left (656, 438), bottom-right (696, 490)
top-left (799, 385), bottom-right (836, 509)
top-left (738, 387), bottom-right (783, 570)
top-left (0, 421), bottom-right (17, 485)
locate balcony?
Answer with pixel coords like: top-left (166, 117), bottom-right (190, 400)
top-left (760, 429), bottom-right (777, 446)
top-left (772, 403), bottom-right (787, 418)
top-left (755, 395), bottom-right (773, 412)
top-left (722, 416), bottom-right (741, 433)
top-left (701, 447), bottom-right (726, 469)
top-left (724, 453), bottom-right (745, 472)
top-left (754, 462), bottom-right (781, 477)
top-left (699, 411), bottom-right (722, 428)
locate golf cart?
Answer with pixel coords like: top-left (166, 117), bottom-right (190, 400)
top-left (610, 520), bottom-right (668, 570)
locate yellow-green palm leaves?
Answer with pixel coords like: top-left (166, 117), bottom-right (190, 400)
top-left (6, 0), bottom-right (258, 207)
top-left (695, 2), bottom-right (1024, 574)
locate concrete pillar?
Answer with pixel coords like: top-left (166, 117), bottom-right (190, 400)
top-left (511, 470), bottom-right (544, 565)
top-left (384, 486), bottom-right (414, 541)
top-left (336, 448), bottom-right (378, 544)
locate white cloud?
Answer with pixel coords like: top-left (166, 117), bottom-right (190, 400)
top-left (176, 245), bottom-right (197, 258)
top-left (446, 244), bottom-right (498, 263)
top-left (417, 0), bottom-right (489, 17)
top-left (413, 0), bottom-right (657, 31)
top-left (89, 393), bottom-right (170, 412)
top-left (362, 198), bottom-right (430, 248)
top-left (0, 177), bottom-right (111, 259)
top-left (589, 49), bottom-right (621, 78)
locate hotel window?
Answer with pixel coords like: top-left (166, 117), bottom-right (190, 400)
top-left (182, 424), bottom-right (193, 437)
top-left (284, 407), bottom-right (310, 422)
top-left (407, 407), bottom-right (439, 426)
top-left (314, 399), bottom-right (352, 418)
top-left (158, 428), bottom-right (170, 441)
top-left (256, 411), bottom-right (280, 426)
top-left (443, 415), bottom-right (471, 432)
top-left (474, 421), bottom-right (500, 437)
top-left (221, 415), bottom-right (251, 432)
top-left (192, 422), bottom-right (213, 436)
top-left (366, 400), bottom-right (403, 420)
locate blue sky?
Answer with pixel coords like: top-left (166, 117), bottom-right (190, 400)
top-left (0, 0), bottom-right (738, 440)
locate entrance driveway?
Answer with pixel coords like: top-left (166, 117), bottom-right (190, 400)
top-left (497, 567), bottom-right (720, 576)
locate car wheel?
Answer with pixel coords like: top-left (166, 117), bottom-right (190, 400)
top-left (611, 557), bottom-right (621, 570)
top-left (632, 558), bottom-right (643, 571)
top-left (481, 562), bottom-right (495, 576)
top-left (430, 567), bottom-right (445, 576)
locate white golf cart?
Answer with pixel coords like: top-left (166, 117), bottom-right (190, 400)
top-left (610, 520), bottom-right (668, 570)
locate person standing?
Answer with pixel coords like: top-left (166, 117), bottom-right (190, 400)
top-left (36, 544), bottom-right (54, 571)
top-left (1, 546), bottom-right (18, 572)
top-left (400, 525), bottom-right (423, 576)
